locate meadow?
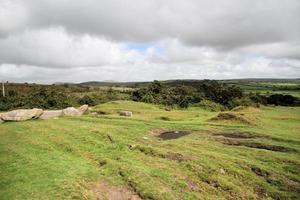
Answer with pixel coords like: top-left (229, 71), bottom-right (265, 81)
top-left (1, 101), bottom-right (299, 199)
top-left (224, 79), bottom-right (300, 98)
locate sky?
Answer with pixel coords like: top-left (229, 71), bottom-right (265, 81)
top-left (0, 0), bottom-right (300, 83)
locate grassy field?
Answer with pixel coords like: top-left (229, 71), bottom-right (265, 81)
top-left (0, 101), bottom-right (300, 199)
top-left (225, 80), bottom-right (300, 98)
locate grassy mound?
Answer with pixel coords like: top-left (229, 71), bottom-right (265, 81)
top-left (209, 112), bottom-right (254, 124)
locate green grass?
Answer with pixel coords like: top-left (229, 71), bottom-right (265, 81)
top-left (228, 80), bottom-right (300, 98)
top-left (1, 101), bottom-right (300, 199)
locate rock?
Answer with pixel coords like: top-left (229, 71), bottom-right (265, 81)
top-left (165, 107), bottom-right (172, 111)
top-left (40, 110), bottom-right (63, 119)
top-left (62, 107), bottom-right (81, 116)
top-left (128, 144), bottom-right (137, 150)
top-left (78, 104), bottom-right (89, 114)
top-left (1, 108), bottom-right (43, 121)
top-left (119, 111), bottom-right (132, 117)
top-left (220, 168), bottom-right (226, 174)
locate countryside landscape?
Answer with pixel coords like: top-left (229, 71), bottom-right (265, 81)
top-left (0, 79), bottom-right (300, 199)
top-left (1, 0), bottom-right (300, 199)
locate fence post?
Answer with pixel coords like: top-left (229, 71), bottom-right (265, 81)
top-left (2, 81), bottom-right (5, 97)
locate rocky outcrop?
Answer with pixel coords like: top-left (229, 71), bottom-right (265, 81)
top-left (1, 108), bottom-right (43, 121)
top-left (62, 107), bottom-right (81, 116)
top-left (62, 105), bottom-right (89, 116)
top-left (78, 104), bottom-right (89, 114)
top-left (40, 110), bottom-right (63, 119)
top-left (0, 105), bottom-right (89, 123)
top-left (119, 111), bottom-right (132, 117)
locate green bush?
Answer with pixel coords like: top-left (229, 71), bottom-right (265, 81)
top-left (79, 95), bottom-right (97, 106)
top-left (228, 97), bottom-right (255, 109)
top-left (132, 81), bottom-right (198, 108)
top-left (193, 100), bottom-right (226, 111)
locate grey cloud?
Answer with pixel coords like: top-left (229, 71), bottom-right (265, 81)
top-left (2, 0), bottom-right (300, 48)
top-left (0, 0), bottom-right (300, 82)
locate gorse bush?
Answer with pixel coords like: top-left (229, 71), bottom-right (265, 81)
top-left (79, 95), bottom-right (97, 106)
top-left (198, 80), bottom-right (243, 105)
top-left (266, 94), bottom-right (299, 106)
top-left (132, 80), bottom-right (243, 108)
top-left (0, 87), bottom-right (74, 111)
top-left (0, 84), bottom-right (130, 111)
top-left (194, 100), bottom-right (226, 112)
top-left (131, 80), bottom-right (300, 108)
top-left (24, 88), bottom-right (74, 109)
top-left (132, 81), bottom-right (198, 108)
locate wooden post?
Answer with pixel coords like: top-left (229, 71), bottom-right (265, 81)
top-left (2, 81), bottom-right (5, 97)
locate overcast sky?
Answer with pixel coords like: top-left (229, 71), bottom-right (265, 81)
top-left (0, 0), bottom-right (300, 83)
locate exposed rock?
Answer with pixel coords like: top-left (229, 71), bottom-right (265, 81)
top-left (78, 104), bottom-right (89, 114)
top-left (40, 110), bottom-right (63, 119)
top-left (62, 107), bottom-right (81, 116)
top-left (119, 111), bottom-right (132, 117)
top-left (1, 108), bottom-right (43, 121)
top-left (165, 107), bottom-right (172, 111)
top-left (220, 168), bottom-right (226, 174)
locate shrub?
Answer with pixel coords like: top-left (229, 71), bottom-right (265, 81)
top-left (228, 97), bottom-right (255, 109)
top-left (266, 94), bottom-right (298, 106)
top-left (194, 100), bottom-right (226, 111)
top-left (198, 80), bottom-right (243, 105)
top-left (79, 95), bottom-right (97, 106)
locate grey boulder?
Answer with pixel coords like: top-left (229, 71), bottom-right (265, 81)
top-left (1, 108), bottom-right (43, 121)
top-left (119, 111), bottom-right (132, 117)
top-left (40, 110), bottom-right (63, 119)
top-left (78, 104), bottom-right (89, 114)
top-left (62, 107), bottom-right (81, 116)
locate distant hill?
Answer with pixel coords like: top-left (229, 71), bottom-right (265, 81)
top-left (78, 78), bottom-right (300, 87)
top-left (78, 81), bottom-right (150, 87)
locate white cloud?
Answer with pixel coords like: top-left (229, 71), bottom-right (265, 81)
top-left (0, 27), bottom-right (142, 67)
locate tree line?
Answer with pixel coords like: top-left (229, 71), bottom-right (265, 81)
top-left (0, 80), bottom-right (299, 111)
top-left (132, 80), bottom-right (300, 108)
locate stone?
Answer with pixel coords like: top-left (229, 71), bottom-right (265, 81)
top-left (220, 168), bottom-right (226, 174)
top-left (1, 108), bottom-right (43, 121)
top-left (62, 107), bottom-right (81, 116)
top-left (78, 104), bottom-right (89, 114)
top-left (119, 111), bottom-right (132, 117)
top-left (40, 110), bottom-right (63, 119)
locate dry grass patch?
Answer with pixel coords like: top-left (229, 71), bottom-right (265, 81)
top-left (209, 112), bottom-right (254, 124)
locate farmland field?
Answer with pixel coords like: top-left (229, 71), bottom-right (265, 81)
top-left (1, 101), bottom-right (299, 199)
top-left (225, 79), bottom-right (300, 98)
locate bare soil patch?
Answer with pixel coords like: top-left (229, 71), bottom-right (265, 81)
top-left (130, 145), bottom-right (192, 162)
top-left (212, 131), bottom-right (257, 139)
top-left (220, 138), bottom-right (297, 153)
top-left (91, 181), bottom-right (141, 200)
